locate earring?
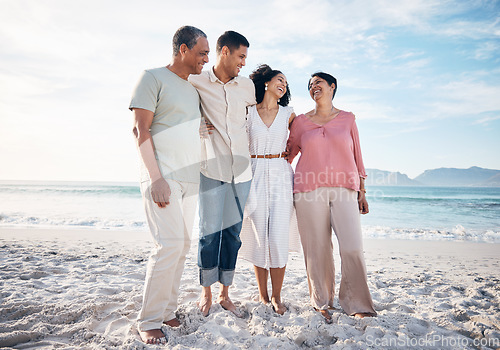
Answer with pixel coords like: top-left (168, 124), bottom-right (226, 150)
top-left (265, 84), bottom-right (268, 91)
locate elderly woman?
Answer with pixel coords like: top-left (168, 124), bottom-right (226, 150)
top-left (287, 72), bottom-right (376, 323)
top-left (239, 64), bottom-right (298, 315)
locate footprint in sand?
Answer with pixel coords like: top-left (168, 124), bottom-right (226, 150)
top-left (294, 330), bottom-right (337, 347)
top-left (453, 309), bottom-right (470, 322)
top-left (469, 315), bottom-right (499, 327)
top-left (19, 271), bottom-right (49, 280)
top-left (432, 292), bottom-right (450, 298)
top-left (381, 303), bottom-right (415, 313)
top-left (477, 288), bottom-right (495, 298)
top-left (434, 302), bottom-right (453, 311)
top-left (0, 331), bottom-right (35, 348)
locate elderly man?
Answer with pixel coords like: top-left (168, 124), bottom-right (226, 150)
top-left (129, 25), bottom-right (209, 344)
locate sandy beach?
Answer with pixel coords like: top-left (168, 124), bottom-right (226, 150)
top-left (0, 227), bottom-right (499, 349)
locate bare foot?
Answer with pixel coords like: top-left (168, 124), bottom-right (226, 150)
top-left (139, 329), bottom-right (167, 344)
top-left (163, 317), bottom-right (180, 327)
top-left (354, 312), bottom-right (376, 318)
top-left (259, 295), bottom-right (270, 304)
top-left (314, 308), bottom-right (333, 324)
top-left (271, 297), bottom-right (287, 315)
top-left (217, 295), bottom-right (242, 318)
top-left (197, 296), bottom-right (212, 317)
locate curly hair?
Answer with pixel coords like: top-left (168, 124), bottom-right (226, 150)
top-left (249, 64), bottom-right (291, 107)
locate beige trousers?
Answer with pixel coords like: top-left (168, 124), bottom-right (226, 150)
top-left (294, 186), bottom-right (376, 315)
top-left (137, 179), bottom-right (198, 331)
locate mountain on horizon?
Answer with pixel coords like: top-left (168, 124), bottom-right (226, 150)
top-left (365, 169), bottom-right (421, 186)
top-left (365, 166), bottom-right (500, 187)
top-left (414, 166), bottom-right (500, 187)
top-left (479, 173), bottom-right (500, 187)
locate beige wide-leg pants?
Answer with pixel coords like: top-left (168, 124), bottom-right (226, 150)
top-left (294, 186), bottom-right (376, 316)
top-left (137, 179), bottom-right (198, 331)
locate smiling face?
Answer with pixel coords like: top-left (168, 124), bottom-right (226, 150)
top-left (308, 76), bottom-right (335, 101)
top-left (266, 73), bottom-right (287, 99)
top-left (183, 36), bottom-right (210, 75)
top-left (222, 44), bottom-right (248, 78)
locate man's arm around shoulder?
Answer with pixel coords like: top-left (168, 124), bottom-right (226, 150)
top-left (188, 70), bottom-right (208, 89)
top-left (240, 76), bottom-right (256, 105)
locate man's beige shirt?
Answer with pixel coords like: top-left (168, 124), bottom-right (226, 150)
top-left (189, 68), bottom-right (256, 183)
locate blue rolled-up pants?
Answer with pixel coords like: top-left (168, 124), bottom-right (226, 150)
top-left (198, 173), bottom-right (251, 287)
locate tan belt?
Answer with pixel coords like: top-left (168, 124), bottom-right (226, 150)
top-left (250, 152), bottom-right (286, 159)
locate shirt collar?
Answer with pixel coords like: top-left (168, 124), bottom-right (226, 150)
top-left (208, 66), bottom-right (240, 85)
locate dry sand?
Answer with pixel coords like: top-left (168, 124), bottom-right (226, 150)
top-left (0, 228), bottom-right (499, 349)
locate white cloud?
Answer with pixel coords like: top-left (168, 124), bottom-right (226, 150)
top-left (430, 79), bottom-right (500, 119)
top-left (337, 96), bottom-right (396, 121)
top-left (473, 114), bottom-right (500, 125)
top-left (282, 53), bottom-right (314, 69)
top-left (436, 18), bottom-right (500, 40)
top-left (473, 41), bottom-right (500, 60)
top-left (1, 0), bottom-right (499, 180)
top-left (373, 125), bottom-right (432, 139)
top-left (394, 50), bottom-right (426, 60)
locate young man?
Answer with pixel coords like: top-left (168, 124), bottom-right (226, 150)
top-left (129, 26), bottom-right (209, 344)
top-left (189, 31), bottom-right (256, 317)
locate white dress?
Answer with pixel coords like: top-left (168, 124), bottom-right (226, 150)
top-left (240, 105), bottom-right (300, 269)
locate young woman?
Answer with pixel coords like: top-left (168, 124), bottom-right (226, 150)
top-left (239, 64), bottom-right (299, 315)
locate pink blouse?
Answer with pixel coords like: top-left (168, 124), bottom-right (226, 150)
top-left (287, 111), bottom-right (367, 193)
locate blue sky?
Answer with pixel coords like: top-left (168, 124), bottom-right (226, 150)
top-left (0, 0), bottom-right (499, 181)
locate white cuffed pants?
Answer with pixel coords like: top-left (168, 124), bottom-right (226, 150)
top-left (137, 179), bottom-right (198, 331)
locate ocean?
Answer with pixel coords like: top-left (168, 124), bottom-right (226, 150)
top-left (0, 181), bottom-right (499, 243)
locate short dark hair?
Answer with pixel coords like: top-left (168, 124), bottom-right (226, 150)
top-left (172, 26), bottom-right (207, 56)
top-left (308, 72), bottom-right (337, 100)
top-left (216, 31), bottom-right (249, 54)
top-left (249, 64), bottom-right (290, 107)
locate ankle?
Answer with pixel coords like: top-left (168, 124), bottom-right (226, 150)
top-left (259, 293), bottom-right (270, 302)
top-left (201, 288), bottom-right (212, 299)
top-left (218, 294), bottom-right (230, 301)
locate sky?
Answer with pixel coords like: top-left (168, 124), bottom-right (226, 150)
top-left (0, 0), bottom-right (499, 182)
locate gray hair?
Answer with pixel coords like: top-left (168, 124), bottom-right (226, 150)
top-left (172, 26), bottom-right (207, 56)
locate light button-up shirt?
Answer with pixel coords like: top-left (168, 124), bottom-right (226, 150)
top-left (189, 68), bottom-right (256, 183)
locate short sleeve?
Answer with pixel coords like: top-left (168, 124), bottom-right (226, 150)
top-left (129, 70), bottom-right (158, 113)
top-left (245, 78), bottom-right (257, 106)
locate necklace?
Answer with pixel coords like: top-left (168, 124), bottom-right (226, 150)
top-left (315, 105), bottom-right (338, 118)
